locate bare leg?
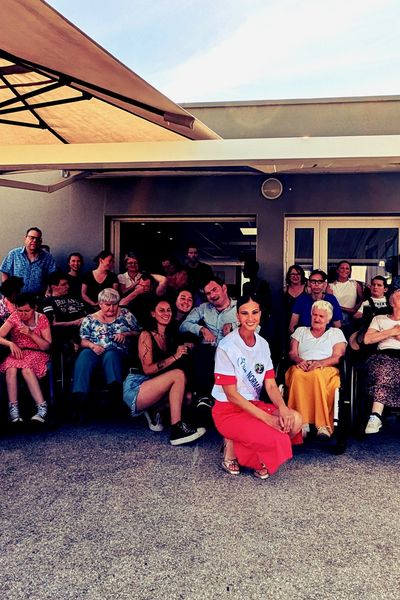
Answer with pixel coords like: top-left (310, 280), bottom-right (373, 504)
top-left (136, 369), bottom-right (186, 425)
top-left (223, 438), bottom-right (236, 460)
top-left (21, 368), bottom-right (45, 406)
top-left (5, 368), bottom-right (18, 405)
top-left (371, 401), bottom-right (384, 415)
top-left (221, 438), bottom-right (240, 475)
top-left (288, 409), bottom-right (303, 438)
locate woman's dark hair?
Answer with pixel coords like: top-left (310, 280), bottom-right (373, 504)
top-left (167, 289), bottom-right (195, 321)
top-left (14, 292), bottom-right (37, 309)
top-left (68, 252), bottom-right (83, 264)
top-left (93, 250), bottom-right (113, 266)
top-left (149, 296), bottom-right (173, 313)
top-left (0, 276), bottom-right (24, 299)
top-left (285, 264), bottom-right (306, 285)
top-left (336, 260), bottom-right (352, 275)
top-left (146, 297), bottom-right (174, 332)
top-left (236, 294), bottom-right (260, 311)
top-left (174, 288), bottom-right (194, 303)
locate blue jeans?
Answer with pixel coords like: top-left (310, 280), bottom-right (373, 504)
top-left (72, 348), bottom-right (124, 395)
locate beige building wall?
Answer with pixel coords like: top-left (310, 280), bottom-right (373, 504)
top-left (183, 96), bottom-right (400, 139)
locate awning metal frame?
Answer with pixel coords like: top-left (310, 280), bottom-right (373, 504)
top-left (0, 49), bottom-right (195, 137)
top-left (0, 57), bottom-right (93, 143)
top-left (0, 170), bottom-right (89, 192)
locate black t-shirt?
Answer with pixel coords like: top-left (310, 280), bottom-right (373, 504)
top-left (66, 274), bottom-right (83, 299)
top-left (41, 295), bottom-right (86, 324)
top-left (185, 262), bottom-right (213, 292)
top-left (82, 271), bottom-right (118, 303)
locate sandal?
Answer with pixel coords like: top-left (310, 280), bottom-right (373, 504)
top-left (220, 439), bottom-right (240, 475)
top-left (221, 457), bottom-right (240, 475)
top-left (254, 464), bottom-right (269, 480)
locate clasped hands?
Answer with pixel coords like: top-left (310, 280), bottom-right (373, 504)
top-left (296, 359), bottom-right (323, 371)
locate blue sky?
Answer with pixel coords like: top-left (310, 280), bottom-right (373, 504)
top-left (48, 0), bottom-right (400, 103)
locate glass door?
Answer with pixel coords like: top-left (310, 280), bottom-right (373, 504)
top-left (285, 217), bottom-right (400, 284)
top-left (285, 219), bottom-right (318, 278)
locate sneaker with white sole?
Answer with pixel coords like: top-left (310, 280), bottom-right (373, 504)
top-left (169, 421), bottom-right (206, 446)
top-left (365, 413), bottom-right (382, 434)
top-left (31, 403), bottom-right (47, 423)
top-left (196, 397), bottom-right (214, 410)
top-left (9, 404), bottom-right (22, 423)
top-left (144, 410), bottom-right (164, 432)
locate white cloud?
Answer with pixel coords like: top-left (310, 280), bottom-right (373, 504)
top-left (157, 0), bottom-right (399, 101)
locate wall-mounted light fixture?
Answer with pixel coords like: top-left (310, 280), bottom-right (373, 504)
top-left (261, 178), bottom-right (283, 200)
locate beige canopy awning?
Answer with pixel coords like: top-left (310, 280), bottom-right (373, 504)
top-left (2, 135), bottom-right (400, 173)
top-left (0, 0), bottom-right (219, 145)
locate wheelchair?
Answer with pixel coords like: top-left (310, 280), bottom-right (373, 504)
top-left (347, 346), bottom-right (400, 438)
top-left (276, 355), bottom-right (350, 455)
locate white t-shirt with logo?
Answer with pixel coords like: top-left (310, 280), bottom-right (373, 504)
top-left (212, 328), bottom-right (274, 402)
top-left (358, 296), bottom-right (388, 316)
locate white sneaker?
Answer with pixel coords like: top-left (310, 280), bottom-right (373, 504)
top-left (365, 414), bottom-right (382, 434)
top-left (9, 404), bottom-right (22, 423)
top-left (31, 402), bottom-right (47, 424)
top-left (144, 410), bottom-right (164, 432)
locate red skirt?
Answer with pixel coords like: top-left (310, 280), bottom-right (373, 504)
top-left (212, 400), bottom-right (300, 475)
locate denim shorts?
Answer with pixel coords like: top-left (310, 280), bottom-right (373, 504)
top-left (123, 373), bottom-right (150, 416)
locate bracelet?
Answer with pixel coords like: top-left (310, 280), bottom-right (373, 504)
top-left (173, 354), bottom-right (177, 361)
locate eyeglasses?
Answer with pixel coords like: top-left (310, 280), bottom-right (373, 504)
top-left (26, 235), bottom-right (41, 241)
top-left (309, 279), bottom-right (324, 284)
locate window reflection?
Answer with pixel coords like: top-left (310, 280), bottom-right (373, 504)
top-left (327, 228), bottom-right (398, 284)
top-left (294, 228), bottom-right (313, 274)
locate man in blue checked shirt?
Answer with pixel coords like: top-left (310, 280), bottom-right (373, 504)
top-left (180, 276), bottom-right (237, 415)
top-left (1, 227), bottom-right (57, 296)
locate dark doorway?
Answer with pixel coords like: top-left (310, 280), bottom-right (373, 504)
top-left (109, 216), bottom-right (257, 297)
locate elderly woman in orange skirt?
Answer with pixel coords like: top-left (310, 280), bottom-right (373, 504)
top-left (286, 300), bottom-right (347, 438)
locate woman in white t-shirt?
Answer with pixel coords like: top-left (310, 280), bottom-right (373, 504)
top-left (212, 295), bottom-right (302, 480)
top-left (363, 289), bottom-right (400, 434)
top-left (329, 261), bottom-right (363, 333)
top-left (286, 300), bottom-right (347, 438)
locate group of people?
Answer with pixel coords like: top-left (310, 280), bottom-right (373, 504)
top-left (284, 261), bottom-right (400, 437)
top-left (0, 226), bottom-right (399, 480)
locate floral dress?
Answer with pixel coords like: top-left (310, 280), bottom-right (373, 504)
top-left (79, 308), bottom-right (141, 354)
top-left (0, 294), bottom-right (14, 325)
top-left (0, 311), bottom-right (50, 378)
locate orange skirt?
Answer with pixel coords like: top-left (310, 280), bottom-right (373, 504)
top-left (285, 366), bottom-right (340, 431)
